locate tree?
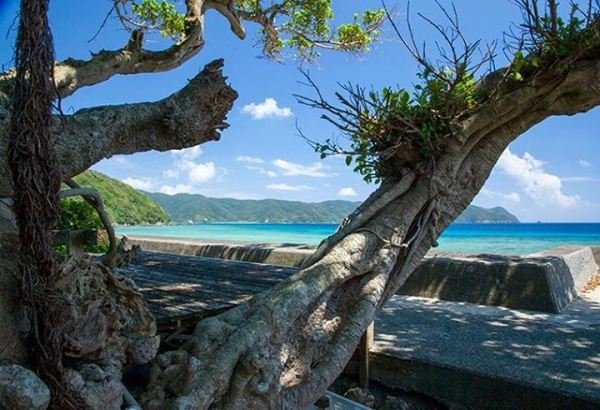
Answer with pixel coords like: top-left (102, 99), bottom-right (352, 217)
top-left (1, 0), bottom-right (599, 409)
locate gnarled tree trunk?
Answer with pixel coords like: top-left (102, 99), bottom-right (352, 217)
top-left (1, 1), bottom-right (599, 408)
top-left (137, 58), bottom-right (600, 409)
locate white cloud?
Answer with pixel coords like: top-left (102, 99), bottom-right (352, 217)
top-left (497, 148), bottom-right (579, 207)
top-left (241, 98), bottom-right (293, 119)
top-left (237, 155), bottom-right (264, 164)
top-left (176, 159), bottom-right (197, 171)
top-left (188, 161), bottom-right (216, 183)
top-left (337, 187), bottom-right (358, 197)
top-left (580, 159), bottom-right (592, 168)
top-left (562, 176), bottom-right (600, 182)
top-left (273, 159), bottom-right (328, 177)
top-left (247, 166), bottom-right (277, 177)
top-left (159, 184), bottom-right (194, 195)
top-left (122, 177), bottom-right (154, 191)
top-left (479, 187), bottom-right (520, 202)
top-left (171, 146), bottom-right (203, 160)
top-left (164, 146), bottom-right (217, 184)
top-left (163, 169), bottom-right (179, 178)
top-left (266, 183), bottom-right (313, 192)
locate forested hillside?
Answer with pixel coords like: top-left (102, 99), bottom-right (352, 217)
top-left (69, 172), bottom-right (518, 225)
top-left (71, 171), bottom-right (170, 225)
top-left (144, 191), bottom-right (519, 224)
top-left (144, 191), bottom-right (361, 223)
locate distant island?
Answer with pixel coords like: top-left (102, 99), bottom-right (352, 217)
top-left (72, 171), bottom-right (519, 224)
top-left (454, 205), bottom-right (520, 224)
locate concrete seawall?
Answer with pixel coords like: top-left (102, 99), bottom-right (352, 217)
top-left (126, 235), bottom-right (599, 313)
top-left (126, 235), bottom-right (315, 268)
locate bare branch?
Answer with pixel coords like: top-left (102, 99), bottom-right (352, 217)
top-left (61, 181), bottom-right (118, 268)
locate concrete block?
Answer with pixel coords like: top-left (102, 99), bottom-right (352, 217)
top-left (399, 246), bottom-right (598, 313)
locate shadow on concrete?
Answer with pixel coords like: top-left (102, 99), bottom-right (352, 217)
top-left (370, 295), bottom-right (600, 409)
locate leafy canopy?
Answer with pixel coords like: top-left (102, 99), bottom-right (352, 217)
top-left (119, 0), bottom-right (385, 61)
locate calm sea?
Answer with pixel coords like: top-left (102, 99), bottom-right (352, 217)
top-left (115, 223), bottom-right (600, 255)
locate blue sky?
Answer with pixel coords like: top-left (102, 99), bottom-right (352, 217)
top-left (1, 0), bottom-right (599, 222)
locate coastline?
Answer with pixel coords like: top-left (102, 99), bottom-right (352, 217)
top-left (116, 222), bottom-right (600, 255)
top-left (124, 234), bottom-right (316, 267)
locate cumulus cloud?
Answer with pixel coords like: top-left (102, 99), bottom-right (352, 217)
top-left (272, 159), bottom-right (328, 177)
top-left (159, 184), bottom-right (194, 195)
top-left (497, 148), bottom-right (579, 207)
top-left (171, 146), bottom-right (203, 160)
top-left (241, 98), bottom-right (293, 119)
top-left (337, 187), bottom-right (358, 197)
top-left (163, 169), bottom-right (179, 178)
top-left (266, 183), bottom-right (313, 192)
top-left (122, 177), bottom-right (154, 191)
top-left (479, 187), bottom-right (520, 202)
top-left (247, 166), bottom-right (277, 177)
top-left (237, 155), bottom-right (264, 164)
top-left (164, 146), bottom-right (218, 184)
top-left (580, 159), bottom-right (592, 168)
top-left (188, 161), bottom-right (216, 183)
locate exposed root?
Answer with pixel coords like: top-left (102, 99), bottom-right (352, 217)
top-left (51, 254), bottom-right (158, 409)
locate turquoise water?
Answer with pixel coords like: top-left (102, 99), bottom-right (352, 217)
top-left (115, 223), bottom-right (600, 255)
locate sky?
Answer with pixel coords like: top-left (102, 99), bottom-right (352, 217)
top-left (1, 0), bottom-right (599, 222)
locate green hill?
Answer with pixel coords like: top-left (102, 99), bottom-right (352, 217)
top-left (143, 192), bottom-right (361, 223)
top-left (70, 171), bottom-right (170, 225)
top-left (65, 171), bottom-right (518, 225)
top-left (455, 205), bottom-right (520, 223)
top-left (143, 192), bottom-right (519, 224)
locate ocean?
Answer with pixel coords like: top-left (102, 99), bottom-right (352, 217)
top-left (115, 222), bottom-right (600, 256)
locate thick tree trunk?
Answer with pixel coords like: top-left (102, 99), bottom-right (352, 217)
top-left (1, 7), bottom-right (599, 406)
top-left (139, 58), bottom-right (600, 409)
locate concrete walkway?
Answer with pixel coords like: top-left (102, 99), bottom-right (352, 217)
top-left (371, 288), bottom-right (600, 409)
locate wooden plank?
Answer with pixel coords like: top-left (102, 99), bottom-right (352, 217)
top-left (359, 322), bottom-right (375, 389)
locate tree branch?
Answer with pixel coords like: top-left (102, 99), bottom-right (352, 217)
top-left (0, 59), bottom-right (237, 196)
top-left (61, 182), bottom-right (118, 268)
top-left (0, 0), bottom-right (245, 99)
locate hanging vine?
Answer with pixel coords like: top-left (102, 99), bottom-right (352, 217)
top-left (7, 0), bottom-right (84, 407)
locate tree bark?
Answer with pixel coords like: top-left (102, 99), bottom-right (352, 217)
top-left (0, 59), bottom-right (237, 197)
top-left (1, 4), bottom-right (600, 407)
top-left (139, 57), bottom-right (600, 409)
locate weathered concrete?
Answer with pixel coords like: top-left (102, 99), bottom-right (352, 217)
top-left (399, 246), bottom-right (598, 313)
top-left (126, 235), bottom-right (315, 267)
top-left (354, 292), bottom-right (600, 410)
